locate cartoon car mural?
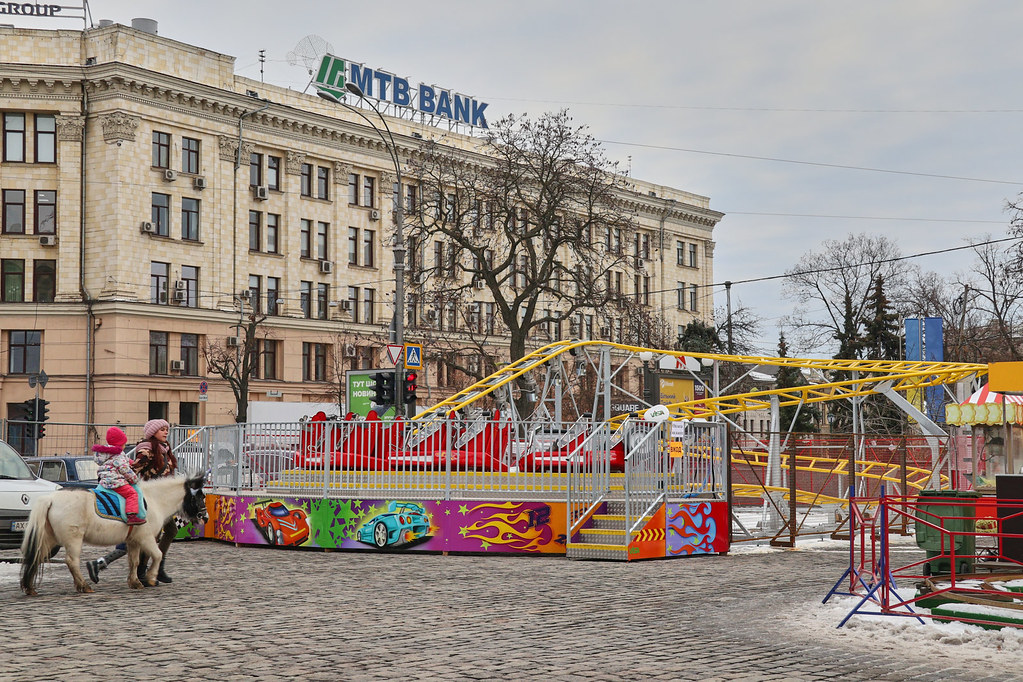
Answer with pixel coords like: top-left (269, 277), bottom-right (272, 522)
top-left (358, 501), bottom-right (432, 548)
top-left (253, 501), bottom-right (310, 546)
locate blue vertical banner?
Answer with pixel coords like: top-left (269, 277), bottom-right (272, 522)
top-left (924, 317), bottom-right (945, 423)
top-left (905, 318), bottom-right (923, 414)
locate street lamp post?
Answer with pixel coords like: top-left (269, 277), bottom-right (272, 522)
top-left (318, 84), bottom-right (406, 357)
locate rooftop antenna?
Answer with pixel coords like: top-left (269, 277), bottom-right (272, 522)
top-left (258, 49), bottom-right (266, 83)
top-left (286, 35), bottom-right (335, 94)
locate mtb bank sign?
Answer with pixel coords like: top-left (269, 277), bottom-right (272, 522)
top-left (314, 54), bottom-right (489, 130)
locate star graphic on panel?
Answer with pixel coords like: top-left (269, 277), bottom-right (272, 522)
top-left (445, 508), bottom-right (451, 515)
top-left (458, 504), bottom-right (469, 515)
top-left (480, 540), bottom-right (491, 550)
top-left (459, 526), bottom-right (469, 537)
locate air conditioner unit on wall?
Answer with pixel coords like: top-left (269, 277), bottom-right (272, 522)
top-left (343, 343), bottom-right (356, 358)
top-left (193, 176), bottom-right (207, 190)
top-left (369, 209), bottom-right (380, 221)
top-left (226, 336), bottom-right (240, 347)
top-left (254, 186), bottom-right (269, 201)
top-left (39, 235), bottom-right (57, 247)
top-left (163, 169), bottom-right (178, 182)
top-left (319, 260), bottom-right (334, 274)
top-left (473, 279), bottom-right (485, 290)
top-left (170, 359), bottom-right (185, 371)
top-left (172, 290), bottom-right (187, 303)
top-left (339, 300), bottom-right (352, 312)
top-left (140, 221), bottom-right (155, 234)
top-left (174, 280), bottom-right (186, 290)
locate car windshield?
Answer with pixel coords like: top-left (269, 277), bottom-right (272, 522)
top-left (0, 441), bottom-right (35, 480)
top-left (74, 458), bottom-right (99, 480)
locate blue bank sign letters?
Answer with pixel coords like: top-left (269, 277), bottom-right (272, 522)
top-left (314, 54), bottom-right (489, 130)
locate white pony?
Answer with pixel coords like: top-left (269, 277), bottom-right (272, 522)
top-left (20, 473), bottom-right (206, 595)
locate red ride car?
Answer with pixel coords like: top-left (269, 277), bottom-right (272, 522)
top-left (253, 501), bottom-right (310, 546)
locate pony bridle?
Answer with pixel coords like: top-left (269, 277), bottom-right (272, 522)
top-left (184, 485), bottom-right (208, 522)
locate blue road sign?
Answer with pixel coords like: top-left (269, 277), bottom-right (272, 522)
top-left (404, 343), bottom-right (423, 369)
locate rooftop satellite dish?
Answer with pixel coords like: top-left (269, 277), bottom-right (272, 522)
top-left (287, 34), bottom-right (334, 93)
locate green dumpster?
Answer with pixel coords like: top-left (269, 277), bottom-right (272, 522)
top-left (913, 490), bottom-right (982, 575)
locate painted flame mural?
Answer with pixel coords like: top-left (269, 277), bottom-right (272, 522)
top-left (454, 501), bottom-right (556, 553)
top-left (666, 502), bottom-right (728, 556)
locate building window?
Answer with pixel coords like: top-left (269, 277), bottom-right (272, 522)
top-left (690, 284), bottom-right (699, 312)
top-left (248, 275), bottom-right (262, 314)
top-left (689, 242), bottom-right (698, 268)
top-left (643, 276), bottom-right (650, 306)
top-left (316, 283), bottom-right (329, 320)
top-left (362, 288), bottom-right (375, 324)
top-left (266, 213), bottom-right (279, 254)
top-left (3, 189), bottom-right (25, 234)
top-left (34, 190), bottom-right (56, 235)
top-left (348, 227), bottom-right (359, 265)
top-left (405, 183), bottom-right (418, 214)
top-left (181, 333), bottom-right (199, 375)
top-left (676, 241), bottom-right (685, 266)
top-left (300, 219), bottom-right (312, 258)
top-left (151, 262), bottom-right (169, 304)
top-left (302, 342), bottom-right (327, 382)
top-left (249, 152), bottom-right (263, 187)
top-left (348, 173), bottom-right (358, 205)
top-left (181, 136), bottom-right (200, 174)
top-left (8, 330), bottom-right (41, 374)
top-left (316, 222), bottom-right (329, 260)
top-left (362, 229), bottom-right (375, 267)
top-left (267, 155), bottom-right (281, 191)
top-left (35, 114), bottom-right (55, 164)
top-left (267, 277), bottom-right (280, 315)
top-left (300, 281), bottom-right (312, 319)
top-left (2, 259), bottom-right (25, 302)
top-left (33, 259), bottom-right (55, 303)
top-left (317, 166), bottom-right (329, 200)
top-left (362, 176), bottom-right (375, 208)
top-left (181, 197), bottom-right (200, 241)
top-left (3, 113), bottom-right (25, 162)
top-left (261, 339), bottom-right (279, 379)
top-left (301, 163), bottom-right (312, 197)
top-left (151, 193), bottom-right (170, 236)
top-left (248, 210), bottom-right (262, 251)
top-left (181, 265), bottom-right (199, 308)
top-left (152, 131), bottom-right (170, 168)
top-left (347, 286), bottom-right (360, 323)
top-left (677, 282), bottom-right (685, 310)
top-left (149, 331), bottom-right (168, 375)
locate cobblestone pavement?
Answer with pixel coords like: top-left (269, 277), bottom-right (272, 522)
top-left (0, 540), bottom-right (1019, 681)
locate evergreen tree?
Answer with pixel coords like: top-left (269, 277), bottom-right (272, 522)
top-left (776, 332), bottom-right (820, 433)
top-left (857, 276), bottom-right (905, 434)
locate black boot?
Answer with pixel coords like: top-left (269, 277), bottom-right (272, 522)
top-left (137, 553), bottom-right (150, 584)
top-left (87, 547), bottom-right (126, 584)
top-left (156, 557), bottom-right (172, 584)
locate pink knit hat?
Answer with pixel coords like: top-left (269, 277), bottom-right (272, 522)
top-left (143, 418), bottom-right (170, 439)
top-left (105, 426), bottom-right (128, 449)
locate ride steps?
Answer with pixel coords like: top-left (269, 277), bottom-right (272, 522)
top-left (566, 501), bottom-right (649, 561)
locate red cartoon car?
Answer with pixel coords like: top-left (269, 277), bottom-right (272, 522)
top-left (253, 501), bottom-right (310, 546)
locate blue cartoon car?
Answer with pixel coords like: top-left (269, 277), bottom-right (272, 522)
top-left (358, 501), bottom-right (431, 548)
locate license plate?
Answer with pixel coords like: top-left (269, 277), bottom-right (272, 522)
top-left (11, 521), bottom-right (28, 532)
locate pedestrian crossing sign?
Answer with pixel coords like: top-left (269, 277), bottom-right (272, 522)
top-left (404, 343), bottom-right (422, 369)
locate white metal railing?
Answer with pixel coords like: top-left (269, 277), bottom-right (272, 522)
top-left (622, 419), bottom-right (667, 536)
top-left (566, 422), bottom-right (614, 539)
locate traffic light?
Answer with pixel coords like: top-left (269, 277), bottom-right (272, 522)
top-left (402, 371), bottom-right (418, 405)
top-left (17, 399), bottom-right (35, 421)
top-left (371, 371), bottom-right (395, 408)
top-left (34, 398), bottom-right (49, 439)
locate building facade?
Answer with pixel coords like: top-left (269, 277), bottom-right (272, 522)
top-left (0, 22), bottom-right (723, 432)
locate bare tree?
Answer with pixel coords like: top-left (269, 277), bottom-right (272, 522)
top-left (406, 110), bottom-right (639, 372)
top-left (783, 233), bottom-right (908, 354)
top-left (964, 238), bottom-right (1023, 361)
top-left (202, 311), bottom-right (270, 423)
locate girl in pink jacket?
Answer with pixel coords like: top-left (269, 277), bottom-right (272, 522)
top-left (92, 426), bottom-right (145, 525)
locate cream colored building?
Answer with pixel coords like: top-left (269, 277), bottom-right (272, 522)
top-left (0, 22), bottom-right (722, 432)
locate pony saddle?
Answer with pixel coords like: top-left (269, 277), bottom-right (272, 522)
top-left (92, 485), bottom-right (147, 524)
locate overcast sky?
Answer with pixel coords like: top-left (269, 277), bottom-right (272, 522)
top-left (17, 1), bottom-right (1023, 354)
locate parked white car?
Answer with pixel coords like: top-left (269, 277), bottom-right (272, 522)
top-left (0, 439), bottom-right (60, 549)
